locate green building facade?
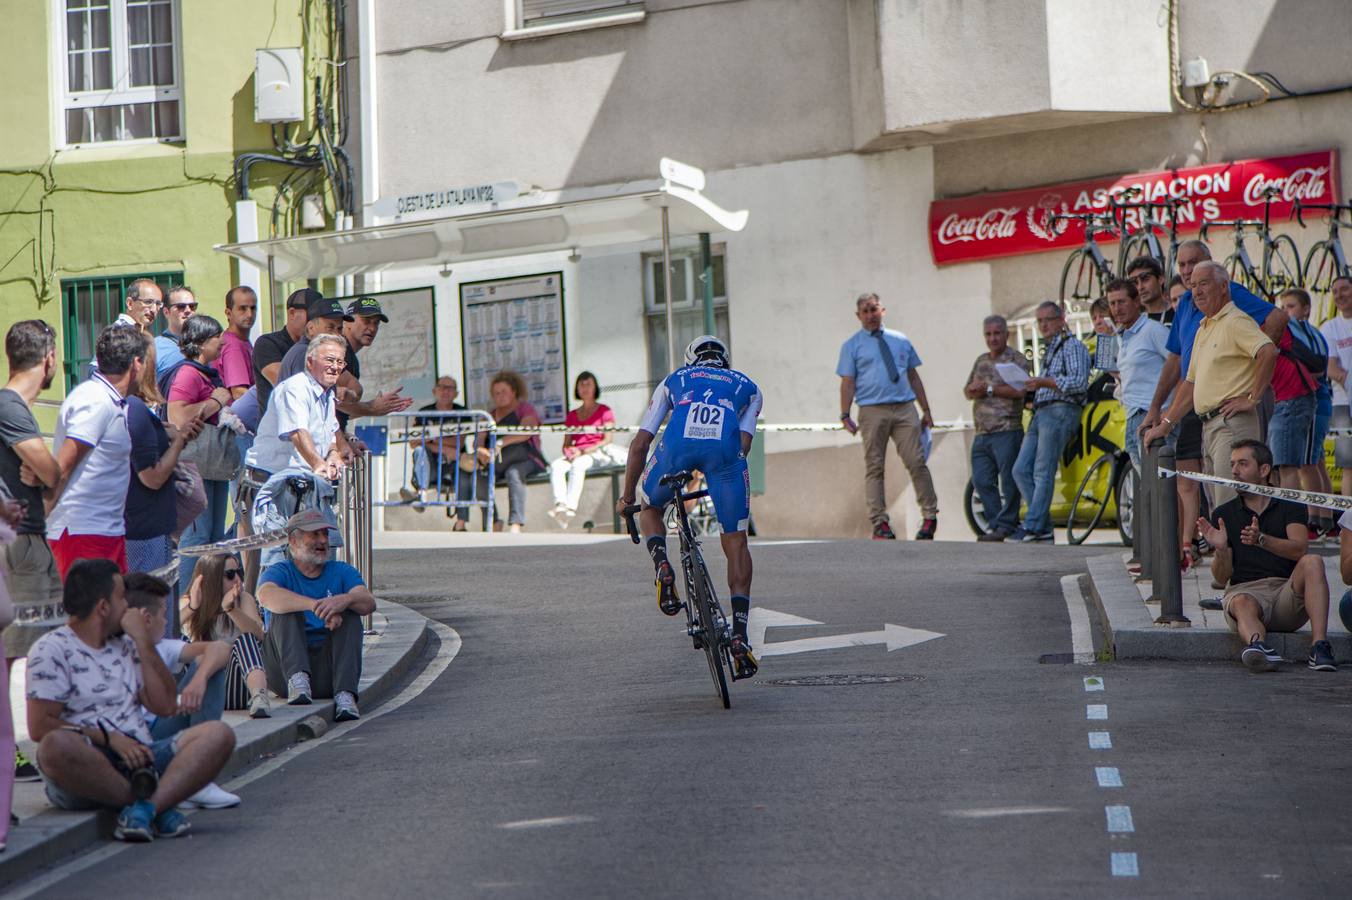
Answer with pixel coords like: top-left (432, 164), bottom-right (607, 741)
top-left (0, 0), bottom-right (346, 419)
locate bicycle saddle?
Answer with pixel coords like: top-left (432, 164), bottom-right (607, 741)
top-left (659, 470), bottom-right (693, 488)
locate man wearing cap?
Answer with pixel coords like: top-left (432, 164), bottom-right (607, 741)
top-left (253, 287), bottom-right (316, 414)
top-left (257, 509), bottom-right (375, 720)
top-left (335, 296), bottom-right (414, 427)
top-left (277, 294), bottom-right (353, 383)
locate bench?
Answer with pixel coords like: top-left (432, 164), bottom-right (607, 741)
top-left (525, 462), bottom-right (627, 532)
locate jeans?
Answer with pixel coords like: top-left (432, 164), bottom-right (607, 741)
top-left (970, 430), bottom-right (1022, 533)
top-left (149, 660), bottom-right (227, 740)
top-left (1013, 402), bottom-right (1081, 536)
top-left (457, 459), bottom-right (541, 526)
top-left (1124, 409), bottom-right (1145, 471)
top-left (179, 478), bottom-right (229, 595)
top-left (412, 446), bottom-right (457, 492)
top-left (1268, 393), bottom-right (1315, 467)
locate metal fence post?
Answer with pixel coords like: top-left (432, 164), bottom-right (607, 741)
top-left (1155, 443), bottom-right (1190, 626)
top-left (1137, 440), bottom-right (1155, 583)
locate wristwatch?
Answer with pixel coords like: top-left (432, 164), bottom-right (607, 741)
top-left (1256, 532), bottom-right (1266, 548)
top-left (985, 384), bottom-right (994, 397)
top-left (840, 412), bottom-right (851, 421)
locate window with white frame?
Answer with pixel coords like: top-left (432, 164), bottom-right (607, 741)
top-left (511, 1), bottom-right (644, 32)
top-left (59, 0), bottom-right (182, 145)
top-left (642, 245), bottom-right (730, 384)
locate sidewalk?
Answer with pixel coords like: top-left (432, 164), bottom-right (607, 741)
top-left (1085, 548), bottom-right (1352, 662)
top-left (0, 600), bottom-right (431, 891)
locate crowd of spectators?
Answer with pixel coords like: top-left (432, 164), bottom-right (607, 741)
top-left (0, 281), bottom-right (402, 845)
top-left (958, 238), bottom-right (1349, 673)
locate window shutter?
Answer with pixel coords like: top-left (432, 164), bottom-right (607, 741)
top-left (521, 0), bottom-right (631, 23)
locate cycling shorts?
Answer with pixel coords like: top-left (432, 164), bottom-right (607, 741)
top-left (639, 442), bottom-right (750, 534)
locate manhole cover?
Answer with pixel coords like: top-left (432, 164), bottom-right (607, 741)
top-left (763, 674), bottom-right (924, 687)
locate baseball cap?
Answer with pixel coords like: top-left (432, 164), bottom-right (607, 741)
top-left (307, 296), bottom-right (354, 321)
top-left (285, 509), bottom-right (331, 533)
top-left (347, 296), bottom-right (389, 323)
top-left (287, 287), bottom-right (324, 310)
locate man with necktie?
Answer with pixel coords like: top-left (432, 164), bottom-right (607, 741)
top-left (838, 292), bottom-right (938, 540)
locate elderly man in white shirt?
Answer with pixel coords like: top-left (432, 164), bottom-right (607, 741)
top-left (245, 334), bottom-right (353, 562)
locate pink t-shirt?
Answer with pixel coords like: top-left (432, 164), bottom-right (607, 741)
top-left (566, 404), bottom-right (614, 453)
top-left (168, 365), bottom-right (219, 424)
top-left (213, 332), bottom-right (254, 390)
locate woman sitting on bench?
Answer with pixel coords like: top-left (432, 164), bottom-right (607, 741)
top-left (548, 371), bottom-right (627, 528)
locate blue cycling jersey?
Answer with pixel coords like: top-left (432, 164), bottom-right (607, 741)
top-left (638, 365), bottom-right (763, 533)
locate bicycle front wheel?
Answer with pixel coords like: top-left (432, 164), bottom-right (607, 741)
top-left (1304, 242), bottom-right (1344, 318)
top-left (1119, 235), bottom-right (1158, 278)
top-left (1115, 461), bottom-right (1136, 547)
top-left (1060, 248), bottom-right (1103, 305)
top-left (1067, 454), bottom-right (1114, 545)
top-left (1223, 253), bottom-right (1261, 297)
top-left (689, 551), bottom-right (731, 709)
top-left (1264, 234), bottom-right (1302, 294)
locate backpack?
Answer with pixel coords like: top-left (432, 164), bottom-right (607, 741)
top-left (1285, 322), bottom-right (1328, 379)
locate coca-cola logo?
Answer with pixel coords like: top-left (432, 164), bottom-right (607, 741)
top-left (1242, 166), bottom-right (1329, 205)
top-left (936, 207), bottom-right (1020, 245)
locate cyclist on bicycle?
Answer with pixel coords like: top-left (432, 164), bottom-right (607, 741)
top-left (618, 335), bottom-right (763, 678)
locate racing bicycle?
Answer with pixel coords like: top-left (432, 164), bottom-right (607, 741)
top-left (624, 471), bottom-right (742, 709)
top-left (1055, 212), bottom-right (1119, 307)
top-left (1294, 197), bottom-right (1352, 318)
top-left (1112, 188), bottom-right (1184, 279)
top-left (1200, 186), bottom-right (1302, 302)
top-left (1066, 448), bottom-right (1135, 546)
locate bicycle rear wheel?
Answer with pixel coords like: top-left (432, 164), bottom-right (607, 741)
top-left (1223, 253), bottom-right (1262, 297)
top-left (1304, 242), bottom-right (1344, 317)
top-left (1115, 460), bottom-right (1136, 546)
top-left (688, 549), bottom-right (731, 709)
top-left (1060, 248), bottom-right (1104, 305)
top-left (1119, 235), bottom-right (1158, 278)
top-left (1066, 453), bottom-right (1114, 545)
top-left (1264, 235), bottom-right (1302, 294)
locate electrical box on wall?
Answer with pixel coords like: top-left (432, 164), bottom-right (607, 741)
top-left (255, 48), bottom-right (304, 123)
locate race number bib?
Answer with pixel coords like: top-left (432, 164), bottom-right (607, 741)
top-left (682, 402), bottom-right (724, 440)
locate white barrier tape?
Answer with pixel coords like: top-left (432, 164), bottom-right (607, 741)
top-left (178, 528), bottom-right (290, 557)
top-left (1158, 467), bottom-right (1352, 512)
top-left (394, 420), bottom-right (974, 436)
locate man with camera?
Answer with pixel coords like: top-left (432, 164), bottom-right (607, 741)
top-left (25, 559), bottom-right (235, 841)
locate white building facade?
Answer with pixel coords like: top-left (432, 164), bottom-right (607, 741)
top-left (350, 0), bottom-right (1352, 538)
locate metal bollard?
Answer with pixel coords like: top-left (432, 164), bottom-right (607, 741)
top-left (1154, 443), bottom-right (1190, 626)
top-left (1129, 453), bottom-right (1143, 565)
top-left (1137, 441), bottom-right (1156, 583)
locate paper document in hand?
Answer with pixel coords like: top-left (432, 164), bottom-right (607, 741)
top-left (994, 362), bottom-right (1029, 390)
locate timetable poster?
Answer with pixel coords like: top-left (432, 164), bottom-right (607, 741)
top-left (459, 272), bottom-right (567, 424)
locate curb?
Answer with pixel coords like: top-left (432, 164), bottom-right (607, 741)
top-left (0, 599), bottom-right (431, 891)
top-left (1085, 551), bottom-right (1352, 662)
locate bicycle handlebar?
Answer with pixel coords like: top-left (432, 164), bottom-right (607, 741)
top-left (1292, 197), bottom-right (1352, 229)
top-left (622, 504), bottom-right (642, 544)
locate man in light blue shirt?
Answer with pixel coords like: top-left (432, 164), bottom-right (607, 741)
top-left (837, 292), bottom-right (938, 540)
top-left (1107, 279), bottom-right (1170, 470)
top-left (245, 334), bottom-right (351, 479)
top-left (153, 286), bottom-right (196, 379)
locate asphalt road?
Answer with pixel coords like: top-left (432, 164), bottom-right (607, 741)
top-left (29, 539), bottom-right (1352, 898)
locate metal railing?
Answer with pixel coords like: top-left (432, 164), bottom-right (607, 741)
top-left (338, 452), bottom-right (374, 590)
top-left (376, 410), bottom-right (498, 527)
top-left (1140, 439), bottom-right (1190, 626)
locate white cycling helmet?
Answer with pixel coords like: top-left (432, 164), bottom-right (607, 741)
top-left (684, 334), bottom-right (729, 368)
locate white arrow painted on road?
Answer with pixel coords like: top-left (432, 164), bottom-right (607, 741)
top-left (759, 623), bottom-right (945, 657)
top-left (749, 607), bottom-right (944, 658)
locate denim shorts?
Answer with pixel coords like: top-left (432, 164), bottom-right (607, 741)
top-left (1268, 394), bottom-right (1315, 467)
top-left (40, 733), bottom-right (179, 811)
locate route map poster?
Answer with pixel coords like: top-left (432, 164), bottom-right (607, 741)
top-left (459, 272), bottom-right (568, 424)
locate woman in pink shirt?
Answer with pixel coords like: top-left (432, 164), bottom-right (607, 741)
top-left (168, 315), bottom-right (233, 594)
top-left (548, 371), bottom-right (626, 525)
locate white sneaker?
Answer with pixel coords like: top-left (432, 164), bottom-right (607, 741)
top-left (334, 691), bottom-right (360, 722)
top-left (546, 502), bottom-right (565, 520)
top-left (248, 690), bottom-right (272, 719)
top-left (564, 507), bottom-right (577, 518)
top-left (287, 672), bottom-right (312, 705)
top-left (179, 782), bottom-right (240, 810)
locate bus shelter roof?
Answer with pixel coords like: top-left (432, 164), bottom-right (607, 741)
top-left (214, 183), bottom-right (749, 281)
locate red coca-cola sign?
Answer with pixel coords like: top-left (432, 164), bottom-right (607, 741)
top-left (929, 150), bottom-right (1340, 265)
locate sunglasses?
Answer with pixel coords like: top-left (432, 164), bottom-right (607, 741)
top-left (223, 567), bottom-right (242, 580)
top-left (170, 302), bottom-right (198, 311)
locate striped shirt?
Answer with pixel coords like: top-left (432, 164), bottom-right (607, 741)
top-left (1033, 331), bottom-right (1090, 407)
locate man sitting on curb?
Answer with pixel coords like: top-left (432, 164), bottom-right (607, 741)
top-left (1195, 439), bottom-right (1337, 673)
top-left (26, 559), bottom-right (235, 841)
top-left (257, 510), bottom-right (375, 721)
top-left (124, 573), bottom-right (240, 810)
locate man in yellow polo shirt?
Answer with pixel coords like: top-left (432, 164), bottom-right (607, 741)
top-left (1144, 261), bottom-right (1276, 505)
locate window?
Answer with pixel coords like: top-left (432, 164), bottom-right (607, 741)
top-left (642, 246), bottom-right (730, 384)
top-left (61, 271), bottom-right (179, 389)
top-left (58, 0), bottom-right (182, 146)
top-left (505, 0), bottom-right (645, 38)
